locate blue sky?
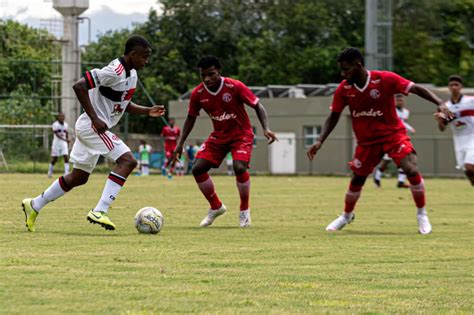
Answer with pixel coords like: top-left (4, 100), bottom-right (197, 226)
top-left (0, 0), bottom-right (162, 45)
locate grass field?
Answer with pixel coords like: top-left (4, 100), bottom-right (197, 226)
top-left (1, 174), bottom-right (472, 314)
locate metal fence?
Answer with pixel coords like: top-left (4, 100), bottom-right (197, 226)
top-left (0, 127), bottom-right (459, 177)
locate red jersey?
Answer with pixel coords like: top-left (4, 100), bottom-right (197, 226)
top-left (188, 77), bottom-right (259, 140)
top-left (161, 125), bottom-right (180, 150)
top-left (330, 70), bottom-right (414, 145)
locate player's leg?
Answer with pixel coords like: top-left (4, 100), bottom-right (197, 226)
top-left (48, 156), bottom-right (58, 178)
top-left (398, 152), bottom-right (431, 234)
top-left (63, 154), bottom-right (70, 175)
top-left (22, 168), bottom-right (90, 232)
top-left (327, 144), bottom-right (381, 231)
top-left (464, 163), bottom-right (474, 186)
top-left (88, 150), bottom-right (137, 230)
top-left (461, 149), bottom-right (474, 186)
top-left (231, 135), bottom-right (254, 227)
top-left (326, 173), bottom-right (366, 231)
top-left (396, 168), bottom-right (409, 188)
top-left (374, 157), bottom-right (390, 187)
top-left (233, 160), bottom-right (251, 227)
top-left (193, 158), bottom-right (226, 227)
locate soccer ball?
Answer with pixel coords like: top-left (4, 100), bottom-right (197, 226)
top-left (134, 207), bottom-right (164, 234)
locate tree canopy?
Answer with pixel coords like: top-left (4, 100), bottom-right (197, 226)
top-left (2, 0), bottom-right (473, 132)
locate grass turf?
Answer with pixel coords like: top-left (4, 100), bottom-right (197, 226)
top-left (1, 174), bottom-right (472, 314)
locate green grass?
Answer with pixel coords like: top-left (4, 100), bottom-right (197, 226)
top-left (1, 174), bottom-right (472, 314)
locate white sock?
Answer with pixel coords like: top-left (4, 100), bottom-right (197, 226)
top-left (64, 162), bottom-right (70, 174)
top-left (93, 172), bottom-right (126, 213)
top-left (32, 176), bottom-right (70, 212)
top-left (398, 169), bottom-right (407, 183)
top-left (48, 163), bottom-right (54, 176)
top-left (144, 166), bottom-right (149, 175)
top-left (374, 167), bottom-right (383, 181)
top-left (417, 208), bottom-right (427, 216)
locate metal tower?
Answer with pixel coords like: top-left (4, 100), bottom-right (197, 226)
top-left (53, 0), bottom-right (89, 127)
top-left (365, 0), bottom-right (393, 70)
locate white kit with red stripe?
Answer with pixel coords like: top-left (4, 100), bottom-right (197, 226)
top-left (80, 57), bottom-right (137, 129)
top-left (446, 95), bottom-right (474, 170)
top-left (446, 95), bottom-right (474, 151)
top-left (69, 57), bottom-right (136, 173)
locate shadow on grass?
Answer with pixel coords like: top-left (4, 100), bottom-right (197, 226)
top-left (39, 230), bottom-right (138, 237)
top-left (331, 229), bottom-right (416, 236)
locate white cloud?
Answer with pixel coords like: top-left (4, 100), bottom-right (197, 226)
top-left (0, 0), bottom-right (161, 20)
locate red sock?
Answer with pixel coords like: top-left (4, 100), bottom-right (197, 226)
top-left (194, 173), bottom-right (222, 210)
top-left (344, 183), bottom-right (362, 213)
top-left (408, 173), bottom-right (425, 208)
top-left (236, 172), bottom-right (250, 211)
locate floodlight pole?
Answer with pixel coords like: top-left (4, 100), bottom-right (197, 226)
top-left (53, 0), bottom-right (89, 127)
top-left (365, 0), bottom-right (393, 71)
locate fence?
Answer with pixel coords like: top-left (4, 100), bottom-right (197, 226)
top-left (0, 126), bottom-right (461, 178)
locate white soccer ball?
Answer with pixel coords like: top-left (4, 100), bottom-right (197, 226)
top-left (134, 207), bottom-right (164, 234)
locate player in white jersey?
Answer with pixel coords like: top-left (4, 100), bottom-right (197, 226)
top-left (48, 112), bottom-right (70, 177)
top-left (138, 139), bottom-right (152, 176)
top-left (374, 94), bottom-right (416, 188)
top-left (21, 35), bottom-right (166, 232)
top-left (435, 75), bottom-right (474, 186)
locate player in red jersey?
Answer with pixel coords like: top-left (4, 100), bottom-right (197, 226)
top-left (161, 118), bottom-right (180, 177)
top-left (307, 48), bottom-right (453, 234)
top-left (173, 56), bottom-right (278, 227)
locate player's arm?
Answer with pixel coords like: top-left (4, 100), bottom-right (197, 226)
top-left (434, 112), bottom-right (448, 131)
top-left (54, 130), bottom-right (69, 142)
top-left (173, 115), bottom-right (196, 162)
top-left (254, 102), bottom-right (278, 144)
top-left (126, 101), bottom-right (166, 117)
top-left (73, 78), bottom-right (108, 134)
top-left (307, 112), bottom-right (341, 160)
top-left (409, 85), bottom-right (454, 120)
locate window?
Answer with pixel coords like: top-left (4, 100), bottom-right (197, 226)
top-left (303, 126), bottom-right (321, 147)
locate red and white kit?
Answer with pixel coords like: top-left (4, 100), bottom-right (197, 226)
top-left (445, 95), bottom-right (474, 170)
top-left (188, 77), bottom-right (259, 166)
top-left (331, 70), bottom-right (415, 176)
top-left (161, 125), bottom-right (181, 159)
top-left (51, 120), bottom-right (69, 157)
top-left (70, 57), bottom-right (137, 173)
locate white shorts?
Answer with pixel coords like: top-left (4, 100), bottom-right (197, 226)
top-left (51, 140), bottom-right (69, 157)
top-left (70, 126), bottom-right (130, 173)
top-left (455, 148), bottom-right (474, 170)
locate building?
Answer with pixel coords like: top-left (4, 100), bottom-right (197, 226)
top-left (167, 84), bottom-right (469, 177)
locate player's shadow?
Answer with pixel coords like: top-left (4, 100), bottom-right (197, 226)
top-left (174, 226), bottom-right (242, 231)
top-left (40, 230), bottom-right (138, 237)
top-left (334, 230), bottom-right (415, 236)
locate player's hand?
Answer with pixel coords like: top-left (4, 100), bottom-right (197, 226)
top-left (171, 145), bottom-right (183, 167)
top-left (264, 129), bottom-right (278, 144)
top-left (437, 103), bottom-right (454, 121)
top-left (433, 112), bottom-right (449, 125)
top-left (149, 105), bottom-right (166, 117)
top-left (92, 117), bottom-right (108, 134)
top-left (307, 140), bottom-right (323, 161)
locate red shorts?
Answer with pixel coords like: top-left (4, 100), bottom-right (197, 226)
top-left (164, 143), bottom-right (176, 159)
top-left (350, 134), bottom-right (415, 176)
top-left (196, 133), bottom-right (254, 167)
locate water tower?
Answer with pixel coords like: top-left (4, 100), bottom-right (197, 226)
top-left (53, 0), bottom-right (89, 126)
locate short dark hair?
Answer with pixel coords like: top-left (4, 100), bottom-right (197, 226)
top-left (448, 75), bottom-right (463, 84)
top-left (337, 47), bottom-right (365, 66)
top-left (197, 56), bottom-right (221, 69)
top-left (395, 94), bottom-right (404, 98)
top-left (124, 35), bottom-right (151, 55)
